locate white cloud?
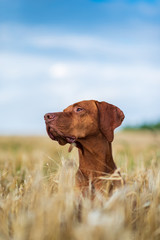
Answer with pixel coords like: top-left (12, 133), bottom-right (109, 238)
top-left (0, 88), bottom-right (20, 105)
top-left (30, 34), bottom-right (96, 51)
top-left (0, 22), bottom-right (160, 133)
top-left (49, 63), bottom-right (70, 79)
top-left (1, 23), bottom-right (160, 64)
top-left (0, 52), bottom-right (51, 82)
top-left (48, 61), bottom-right (160, 86)
top-left (28, 33), bottom-right (160, 63)
top-left (1, 52), bottom-right (160, 105)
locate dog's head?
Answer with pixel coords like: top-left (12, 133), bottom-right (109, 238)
top-left (44, 100), bottom-right (124, 147)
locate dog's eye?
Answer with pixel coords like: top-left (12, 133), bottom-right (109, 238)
top-left (76, 107), bottom-right (83, 112)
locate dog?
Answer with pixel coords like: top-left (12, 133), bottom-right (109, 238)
top-left (44, 100), bottom-right (125, 194)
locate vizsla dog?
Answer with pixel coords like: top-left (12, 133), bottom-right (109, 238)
top-left (44, 100), bottom-right (125, 194)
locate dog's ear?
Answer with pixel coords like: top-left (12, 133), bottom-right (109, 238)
top-left (95, 101), bottom-right (125, 142)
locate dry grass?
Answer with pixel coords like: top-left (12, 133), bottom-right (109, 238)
top-left (0, 131), bottom-right (160, 240)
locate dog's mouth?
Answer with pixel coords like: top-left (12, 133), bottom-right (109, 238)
top-left (47, 130), bottom-right (56, 141)
top-left (46, 126), bottom-right (83, 153)
top-left (46, 126), bottom-right (76, 145)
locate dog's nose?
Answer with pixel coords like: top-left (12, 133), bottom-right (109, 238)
top-left (44, 113), bottom-right (56, 121)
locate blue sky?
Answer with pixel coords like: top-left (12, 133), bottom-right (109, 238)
top-left (0, 0), bottom-right (160, 134)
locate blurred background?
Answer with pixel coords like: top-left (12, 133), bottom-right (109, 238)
top-left (0, 0), bottom-right (160, 135)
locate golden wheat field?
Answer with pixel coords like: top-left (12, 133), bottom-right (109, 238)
top-left (0, 131), bottom-right (160, 240)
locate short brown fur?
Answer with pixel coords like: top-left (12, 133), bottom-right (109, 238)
top-left (44, 100), bottom-right (125, 194)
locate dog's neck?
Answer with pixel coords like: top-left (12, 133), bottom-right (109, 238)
top-left (76, 132), bottom-right (117, 183)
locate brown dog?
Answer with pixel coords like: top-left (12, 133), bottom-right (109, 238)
top-left (44, 100), bottom-right (125, 193)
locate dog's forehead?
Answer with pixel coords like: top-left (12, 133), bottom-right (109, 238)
top-left (63, 100), bottom-right (97, 112)
top-left (74, 100), bottom-right (97, 109)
